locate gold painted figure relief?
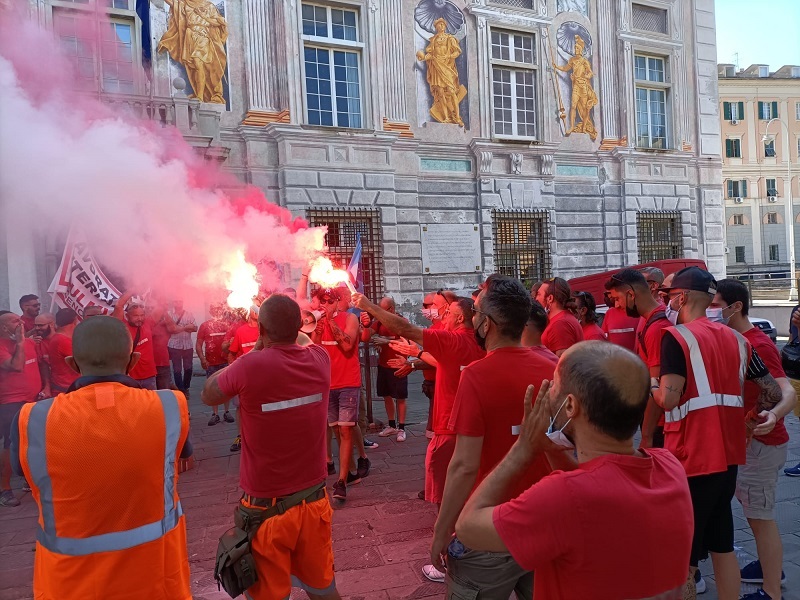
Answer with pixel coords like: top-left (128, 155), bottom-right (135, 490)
top-left (158, 0), bottom-right (228, 104)
top-left (549, 23), bottom-right (598, 142)
top-left (416, 17), bottom-right (467, 127)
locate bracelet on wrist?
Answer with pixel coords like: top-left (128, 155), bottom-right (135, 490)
top-left (416, 350), bottom-right (424, 359)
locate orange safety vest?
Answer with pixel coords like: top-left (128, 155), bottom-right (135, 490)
top-left (17, 383), bottom-right (192, 600)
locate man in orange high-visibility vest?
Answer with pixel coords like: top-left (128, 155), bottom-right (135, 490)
top-left (10, 316), bottom-right (193, 599)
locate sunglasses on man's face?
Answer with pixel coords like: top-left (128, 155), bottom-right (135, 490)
top-left (321, 298), bottom-right (337, 305)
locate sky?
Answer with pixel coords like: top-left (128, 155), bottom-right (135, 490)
top-left (715, 0), bottom-right (800, 71)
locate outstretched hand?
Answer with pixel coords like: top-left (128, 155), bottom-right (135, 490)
top-left (389, 337), bottom-right (420, 357)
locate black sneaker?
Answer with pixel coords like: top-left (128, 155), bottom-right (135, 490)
top-left (208, 414), bottom-right (221, 426)
top-left (346, 471), bottom-right (362, 485)
top-left (327, 462), bottom-right (336, 476)
top-left (223, 411), bottom-right (235, 423)
top-left (357, 456), bottom-right (371, 479)
top-left (740, 559), bottom-right (786, 584)
top-left (332, 479), bottom-right (346, 500)
top-left (229, 435), bottom-right (241, 452)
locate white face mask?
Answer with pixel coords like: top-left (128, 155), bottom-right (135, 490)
top-left (421, 307), bottom-right (439, 320)
top-left (546, 396), bottom-right (575, 449)
top-left (664, 304), bottom-right (679, 325)
top-left (705, 306), bottom-right (730, 325)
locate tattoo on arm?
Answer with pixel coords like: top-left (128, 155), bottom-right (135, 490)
top-left (753, 373), bottom-right (782, 413)
top-left (328, 318), bottom-right (351, 346)
top-left (665, 384), bottom-right (682, 394)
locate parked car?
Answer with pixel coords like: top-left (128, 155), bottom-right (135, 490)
top-left (749, 317), bottom-right (778, 343)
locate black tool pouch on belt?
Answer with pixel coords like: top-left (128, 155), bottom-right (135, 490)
top-left (214, 523), bottom-right (258, 598)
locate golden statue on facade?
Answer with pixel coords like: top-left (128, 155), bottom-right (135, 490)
top-left (552, 35), bottom-right (598, 140)
top-left (158, 0), bottom-right (228, 104)
top-left (416, 17), bottom-right (466, 126)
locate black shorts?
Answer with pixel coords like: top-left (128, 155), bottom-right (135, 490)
top-left (0, 402), bottom-right (25, 450)
top-left (376, 365), bottom-right (408, 399)
top-left (687, 465), bottom-right (738, 565)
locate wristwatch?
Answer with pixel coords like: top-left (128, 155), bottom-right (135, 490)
top-left (416, 350), bottom-right (424, 359)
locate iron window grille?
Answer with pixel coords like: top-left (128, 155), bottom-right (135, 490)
top-left (306, 208), bottom-right (385, 301)
top-left (637, 211), bottom-right (683, 262)
top-left (492, 209), bottom-right (551, 287)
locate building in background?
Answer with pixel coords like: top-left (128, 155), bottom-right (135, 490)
top-left (719, 63), bottom-right (800, 280)
top-left (2, 0), bottom-right (725, 309)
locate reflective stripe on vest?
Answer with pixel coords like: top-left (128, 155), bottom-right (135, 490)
top-left (26, 389), bottom-right (184, 556)
top-left (261, 393), bottom-right (323, 413)
top-left (664, 324), bottom-right (748, 424)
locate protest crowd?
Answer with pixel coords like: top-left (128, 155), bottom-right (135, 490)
top-left (1, 262), bottom-right (799, 600)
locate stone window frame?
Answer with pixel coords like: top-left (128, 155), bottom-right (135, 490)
top-left (296, 1), bottom-right (371, 131)
top-left (763, 212), bottom-right (782, 225)
top-left (725, 137), bottom-right (742, 159)
top-left (488, 27), bottom-right (539, 141)
top-left (768, 244), bottom-right (780, 262)
top-left (632, 51), bottom-right (673, 150)
top-left (734, 246), bottom-right (746, 263)
top-left (45, 0), bottom-right (145, 95)
top-left (467, 5), bottom-right (547, 142)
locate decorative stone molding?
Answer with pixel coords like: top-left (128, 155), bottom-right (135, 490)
top-left (479, 151), bottom-right (493, 173)
top-left (510, 153), bottom-right (523, 175)
top-left (241, 109), bottom-right (290, 127)
top-left (378, 0), bottom-right (408, 123)
top-left (599, 137), bottom-right (628, 150)
top-left (540, 154), bottom-right (554, 175)
top-left (382, 118), bottom-right (414, 138)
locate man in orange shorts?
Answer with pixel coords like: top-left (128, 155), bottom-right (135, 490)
top-left (203, 295), bottom-right (340, 600)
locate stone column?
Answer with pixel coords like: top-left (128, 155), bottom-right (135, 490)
top-left (596, 0), bottom-right (619, 143)
top-left (376, 0), bottom-right (412, 136)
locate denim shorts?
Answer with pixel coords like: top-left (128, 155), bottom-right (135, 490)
top-left (328, 387), bottom-right (360, 427)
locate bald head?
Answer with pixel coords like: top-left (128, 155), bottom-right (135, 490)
top-left (71, 316), bottom-right (133, 374)
top-left (556, 341), bottom-right (649, 441)
top-left (34, 313), bottom-right (55, 326)
top-left (379, 297), bottom-right (396, 313)
top-left (34, 313), bottom-right (56, 339)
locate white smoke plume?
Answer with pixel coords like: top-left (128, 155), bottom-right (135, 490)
top-left (0, 7), bottom-right (324, 307)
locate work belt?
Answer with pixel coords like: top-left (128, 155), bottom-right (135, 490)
top-left (237, 483), bottom-right (326, 526)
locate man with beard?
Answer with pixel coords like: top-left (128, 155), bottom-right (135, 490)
top-left (535, 278), bottom-right (583, 356)
top-left (112, 292), bottom-right (159, 390)
top-left (18, 295), bottom-right (41, 335)
top-left (605, 269), bottom-right (671, 448)
top-left (40, 309), bottom-right (80, 394)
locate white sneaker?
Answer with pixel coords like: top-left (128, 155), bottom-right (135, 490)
top-left (378, 426), bottom-right (398, 437)
top-left (694, 570), bottom-right (706, 594)
top-left (422, 564), bottom-right (446, 583)
top-left (396, 429), bottom-right (406, 442)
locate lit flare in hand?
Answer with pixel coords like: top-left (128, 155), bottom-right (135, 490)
top-left (225, 250), bottom-right (259, 309)
top-left (307, 257), bottom-right (357, 293)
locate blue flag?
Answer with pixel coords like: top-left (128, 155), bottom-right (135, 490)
top-left (347, 234), bottom-right (364, 293)
top-left (136, 0), bottom-right (151, 66)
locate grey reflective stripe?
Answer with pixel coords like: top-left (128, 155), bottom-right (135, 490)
top-left (261, 393), bottom-right (323, 413)
top-left (673, 325), bottom-right (711, 396)
top-left (664, 393), bottom-right (743, 423)
top-left (608, 328), bottom-right (635, 334)
top-left (27, 389), bottom-right (184, 556)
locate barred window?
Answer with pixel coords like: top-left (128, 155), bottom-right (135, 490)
top-left (305, 208), bottom-right (384, 301)
top-left (492, 209), bottom-right (551, 286)
top-left (490, 0), bottom-right (534, 8)
top-left (637, 211), bottom-right (683, 262)
top-left (632, 4), bottom-right (668, 35)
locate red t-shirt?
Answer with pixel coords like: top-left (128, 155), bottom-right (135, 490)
top-left (197, 319), bottom-right (230, 366)
top-left (320, 312), bottom-right (361, 390)
top-left (743, 328), bottom-right (789, 445)
top-left (123, 319), bottom-right (157, 380)
top-left (581, 322), bottom-right (606, 342)
top-left (451, 346), bottom-right (555, 497)
top-left (42, 333), bottom-right (79, 391)
top-left (21, 315), bottom-right (36, 334)
top-left (150, 319), bottom-right (171, 368)
top-left (230, 323), bottom-right (259, 358)
top-left (635, 307), bottom-right (671, 373)
top-left (422, 327), bottom-right (485, 435)
top-left (371, 320), bottom-right (402, 367)
top-left (541, 310), bottom-right (583, 354)
top-left (529, 344), bottom-right (559, 365)
top-left (0, 338), bottom-right (42, 404)
top-left (601, 307), bottom-right (640, 352)
top-left (217, 343), bottom-right (331, 497)
top-left (494, 449), bottom-right (692, 600)
top-left (423, 320), bottom-right (444, 382)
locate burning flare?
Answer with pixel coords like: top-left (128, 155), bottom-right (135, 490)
top-left (308, 257), bottom-right (356, 294)
top-left (225, 250), bottom-right (259, 309)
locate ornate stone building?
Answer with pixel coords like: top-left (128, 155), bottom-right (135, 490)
top-left (3, 0), bottom-right (725, 306)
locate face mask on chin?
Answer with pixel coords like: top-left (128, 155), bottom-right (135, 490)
top-left (421, 308), bottom-right (439, 320)
top-left (546, 396), bottom-right (575, 449)
top-left (474, 319), bottom-right (487, 350)
top-left (624, 295), bottom-right (639, 319)
top-left (665, 294), bottom-right (684, 325)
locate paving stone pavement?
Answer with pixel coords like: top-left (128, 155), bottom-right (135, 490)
top-left (1, 370), bottom-right (799, 599)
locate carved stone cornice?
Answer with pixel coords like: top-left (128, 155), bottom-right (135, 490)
top-left (466, 4), bottom-right (551, 28)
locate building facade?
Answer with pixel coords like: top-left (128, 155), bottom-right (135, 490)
top-left (718, 63), bottom-right (800, 276)
top-left (3, 0), bottom-right (725, 308)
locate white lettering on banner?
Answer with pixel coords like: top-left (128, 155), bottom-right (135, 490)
top-left (261, 393), bottom-right (323, 413)
top-left (48, 227), bottom-right (121, 318)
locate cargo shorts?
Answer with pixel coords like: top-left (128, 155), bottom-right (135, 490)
top-left (735, 440), bottom-right (788, 520)
top-left (445, 537), bottom-right (532, 600)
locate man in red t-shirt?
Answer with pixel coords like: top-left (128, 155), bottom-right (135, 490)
top-left (432, 275), bottom-right (556, 597)
top-left (355, 291), bottom-right (484, 583)
top-left (361, 297), bottom-right (409, 442)
top-left (0, 311), bottom-right (45, 507)
top-left (600, 305), bottom-right (640, 351)
top-left (202, 295), bottom-right (341, 600)
top-left (572, 290), bottom-right (606, 341)
top-left (535, 277), bottom-right (583, 356)
top-left (226, 305), bottom-right (261, 453)
top-left (41, 309), bottom-right (80, 394)
top-left (455, 341), bottom-right (693, 600)
top-left (197, 303), bottom-right (234, 426)
top-left (147, 300), bottom-right (173, 391)
top-left (712, 279), bottom-right (796, 600)
top-left (522, 300), bottom-right (559, 364)
top-left (606, 269), bottom-right (672, 448)
top-left (18, 294), bottom-right (41, 335)
top-left (112, 292), bottom-right (159, 390)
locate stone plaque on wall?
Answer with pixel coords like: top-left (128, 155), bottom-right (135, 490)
top-left (421, 224), bottom-right (482, 274)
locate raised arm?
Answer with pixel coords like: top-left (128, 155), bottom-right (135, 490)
top-left (353, 294), bottom-right (424, 344)
top-left (112, 291), bottom-right (135, 320)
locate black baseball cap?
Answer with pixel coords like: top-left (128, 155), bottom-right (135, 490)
top-left (661, 266), bottom-right (717, 295)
